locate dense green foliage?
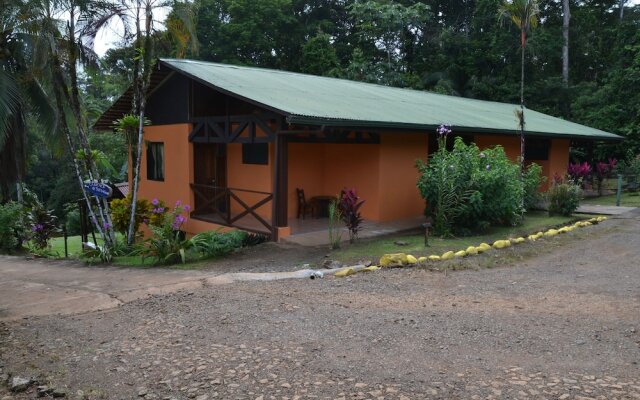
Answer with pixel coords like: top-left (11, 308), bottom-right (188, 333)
top-left (184, 0), bottom-right (640, 158)
top-left (139, 202), bottom-right (246, 264)
top-left (547, 182), bottom-right (582, 216)
top-left (0, 202), bottom-right (26, 252)
top-left (417, 137), bottom-right (542, 236)
top-left (190, 229), bottom-right (247, 258)
top-left (2, 0), bottom-right (639, 261)
top-left (110, 196), bottom-right (167, 241)
top-left (523, 163), bottom-right (545, 209)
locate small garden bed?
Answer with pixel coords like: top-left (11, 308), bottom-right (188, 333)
top-left (330, 211), bottom-right (595, 265)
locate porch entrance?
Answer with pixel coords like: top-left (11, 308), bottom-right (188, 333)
top-left (193, 143), bottom-right (227, 214)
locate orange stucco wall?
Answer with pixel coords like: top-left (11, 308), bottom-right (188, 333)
top-left (287, 133), bottom-right (428, 222)
top-left (287, 143), bottom-right (381, 220)
top-left (135, 123), bottom-right (193, 215)
top-left (135, 125), bottom-right (572, 237)
top-left (226, 142), bottom-right (273, 219)
top-left (135, 123), bottom-right (232, 236)
top-left (548, 139), bottom-right (570, 186)
top-left (377, 133), bottom-right (429, 221)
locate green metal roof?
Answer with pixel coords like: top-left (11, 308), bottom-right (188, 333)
top-left (160, 58), bottom-right (622, 141)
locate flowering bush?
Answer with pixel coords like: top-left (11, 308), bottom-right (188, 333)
top-left (417, 135), bottom-right (541, 236)
top-left (435, 123), bottom-right (452, 150)
top-left (141, 201), bottom-right (192, 264)
top-left (110, 195), bottom-right (167, 241)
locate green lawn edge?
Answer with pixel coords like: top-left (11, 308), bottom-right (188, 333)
top-left (330, 211), bottom-right (596, 264)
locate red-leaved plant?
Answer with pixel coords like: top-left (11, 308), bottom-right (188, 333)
top-left (594, 158), bottom-right (617, 195)
top-left (338, 188), bottom-right (365, 243)
top-left (567, 162), bottom-right (592, 184)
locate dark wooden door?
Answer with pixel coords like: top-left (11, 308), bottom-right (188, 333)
top-left (194, 144), bottom-right (227, 214)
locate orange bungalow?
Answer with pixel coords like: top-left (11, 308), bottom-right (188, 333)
top-left (95, 59), bottom-right (622, 241)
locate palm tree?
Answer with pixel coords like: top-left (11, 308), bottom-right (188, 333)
top-left (23, 0), bottom-right (128, 248)
top-left (499, 0), bottom-right (540, 175)
top-left (0, 0), bottom-right (56, 202)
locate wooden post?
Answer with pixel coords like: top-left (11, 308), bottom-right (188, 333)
top-left (63, 226), bottom-right (68, 258)
top-left (272, 133), bottom-right (288, 240)
top-left (616, 174), bottom-right (623, 206)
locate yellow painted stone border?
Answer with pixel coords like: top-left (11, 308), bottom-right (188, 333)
top-left (333, 216), bottom-right (607, 277)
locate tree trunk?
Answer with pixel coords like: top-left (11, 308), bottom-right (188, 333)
top-left (562, 0), bottom-right (570, 88)
top-left (619, 0), bottom-right (625, 20)
top-left (127, 0), bottom-right (144, 245)
top-left (520, 29), bottom-right (526, 177)
top-left (127, 0), bottom-right (154, 245)
top-left (50, 68), bottom-right (107, 245)
top-left (66, 8), bottom-right (116, 247)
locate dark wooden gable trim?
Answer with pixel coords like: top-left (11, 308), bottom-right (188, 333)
top-left (189, 113), bottom-right (279, 144)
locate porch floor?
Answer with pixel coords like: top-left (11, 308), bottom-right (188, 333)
top-left (192, 213), bottom-right (427, 246)
top-left (283, 215), bottom-right (427, 246)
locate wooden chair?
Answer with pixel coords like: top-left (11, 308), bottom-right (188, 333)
top-left (296, 188), bottom-right (318, 219)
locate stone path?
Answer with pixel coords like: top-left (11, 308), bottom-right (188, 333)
top-left (1, 210), bottom-right (638, 399)
top-left (577, 204), bottom-right (636, 215)
top-left (0, 257), bottom-right (333, 321)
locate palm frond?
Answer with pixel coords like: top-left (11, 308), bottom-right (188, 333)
top-left (0, 68), bottom-right (22, 149)
top-left (23, 75), bottom-right (58, 139)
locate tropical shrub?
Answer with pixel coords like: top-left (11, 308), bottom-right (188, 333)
top-left (417, 135), bottom-right (538, 236)
top-left (338, 188), bottom-right (365, 243)
top-left (190, 229), bottom-right (246, 258)
top-left (140, 201), bottom-right (191, 264)
top-left (594, 158), bottom-right (617, 195)
top-left (523, 163), bottom-right (545, 210)
top-left (617, 152), bottom-right (640, 176)
top-left (110, 195), bottom-right (166, 240)
top-left (0, 202), bottom-right (27, 253)
top-left (27, 201), bottom-right (60, 249)
top-left (567, 162), bottom-right (592, 184)
top-left (547, 181), bottom-right (582, 216)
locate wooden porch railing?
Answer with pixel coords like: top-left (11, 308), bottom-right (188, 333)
top-left (190, 184), bottom-right (274, 235)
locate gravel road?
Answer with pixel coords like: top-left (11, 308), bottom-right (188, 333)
top-left (1, 211), bottom-right (639, 399)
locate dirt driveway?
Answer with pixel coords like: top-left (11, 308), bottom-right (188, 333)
top-left (1, 211), bottom-right (639, 399)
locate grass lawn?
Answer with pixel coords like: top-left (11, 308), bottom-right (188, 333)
top-left (46, 235), bottom-right (215, 269)
top-left (331, 211), bottom-right (592, 264)
top-left (581, 192), bottom-right (640, 207)
top-left (48, 233), bottom-right (125, 258)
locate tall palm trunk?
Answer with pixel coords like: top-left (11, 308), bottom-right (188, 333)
top-left (520, 28), bottom-right (526, 176)
top-left (127, 0), bottom-right (153, 245)
top-left (50, 61), bottom-right (108, 245)
top-left (562, 0), bottom-right (570, 87)
top-left (65, 8), bottom-right (116, 246)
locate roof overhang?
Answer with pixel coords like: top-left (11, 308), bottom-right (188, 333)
top-left (286, 116), bottom-right (625, 142)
